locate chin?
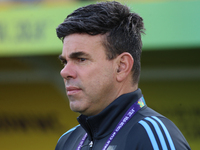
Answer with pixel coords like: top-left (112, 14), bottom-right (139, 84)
top-left (70, 104), bottom-right (83, 113)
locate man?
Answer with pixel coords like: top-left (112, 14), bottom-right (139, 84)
top-left (55, 1), bottom-right (191, 150)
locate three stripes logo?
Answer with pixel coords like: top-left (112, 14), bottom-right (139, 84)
top-left (139, 116), bottom-right (175, 150)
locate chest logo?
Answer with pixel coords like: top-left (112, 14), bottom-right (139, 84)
top-left (107, 145), bottom-right (117, 150)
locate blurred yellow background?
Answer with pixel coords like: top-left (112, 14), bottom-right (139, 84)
top-left (0, 0), bottom-right (200, 149)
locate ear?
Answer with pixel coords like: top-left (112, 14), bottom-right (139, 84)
top-left (115, 52), bottom-right (134, 82)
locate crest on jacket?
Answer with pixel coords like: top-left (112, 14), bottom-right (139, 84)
top-left (107, 145), bottom-right (117, 150)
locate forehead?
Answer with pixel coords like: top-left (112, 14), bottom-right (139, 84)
top-left (62, 33), bottom-right (106, 57)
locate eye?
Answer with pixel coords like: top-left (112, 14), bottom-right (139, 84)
top-left (59, 55), bottom-right (67, 66)
top-left (61, 59), bottom-right (67, 66)
top-left (79, 58), bottom-right (86, 62)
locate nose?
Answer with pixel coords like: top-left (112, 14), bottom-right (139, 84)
top-left (60, 63), bottom-right (77, 80)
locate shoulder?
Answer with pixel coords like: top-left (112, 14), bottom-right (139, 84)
top-left (55, 125), bottom-right (84, 150)
top-left (57, 125), bottom-right (80, 142)
top-left (127, 115), bottom-right (191, 150)
top-left (137, 116), bottom-right (175, 149)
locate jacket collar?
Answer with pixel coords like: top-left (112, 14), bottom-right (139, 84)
top-left (77, 88), bottom-right (143, 140)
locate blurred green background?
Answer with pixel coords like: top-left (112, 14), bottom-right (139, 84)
top-left (0, 0), bottom-right (200, 149)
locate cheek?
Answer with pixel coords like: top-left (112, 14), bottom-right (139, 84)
top-left (84, 68), bottom-right (114, 94)
top-left (79, 62), bottom-right (115, 91)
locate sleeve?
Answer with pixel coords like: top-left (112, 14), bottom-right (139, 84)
top-left (125, 116), bottom-right (191, 150)
top-left (55, 125), bottom-right (80, 150)
top-left (125, 122), bottom-right (154, 150)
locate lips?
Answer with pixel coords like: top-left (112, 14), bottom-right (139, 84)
top-left (66, 86), bottom-right (81, 95)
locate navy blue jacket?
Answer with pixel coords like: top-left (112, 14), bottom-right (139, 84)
top-left (55, 89), bottom-right (191, 150)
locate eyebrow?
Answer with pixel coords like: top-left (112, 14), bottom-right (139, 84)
top-left (58, 51), bottom-right (90, 60)
top-left (69, 51), bottom-right (90, 59)
top-left (58, 55), bottom-right (65, 61)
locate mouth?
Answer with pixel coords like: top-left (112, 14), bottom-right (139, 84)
top-left (66, 86), bottom-right (82, 96)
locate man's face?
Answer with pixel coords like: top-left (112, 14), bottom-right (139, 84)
top-left (59, 34), bottom-right (118, 116)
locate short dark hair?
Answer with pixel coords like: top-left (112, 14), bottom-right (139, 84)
top-left (56, 1), bottom-right (145, 83)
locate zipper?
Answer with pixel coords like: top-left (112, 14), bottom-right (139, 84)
top-left (89, 141), bottom-right (93, 148)
top-left (85, 119), bottom-right (94, 149)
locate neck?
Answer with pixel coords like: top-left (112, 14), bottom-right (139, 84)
top-left (116, 77), bottom-right (138, 99)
